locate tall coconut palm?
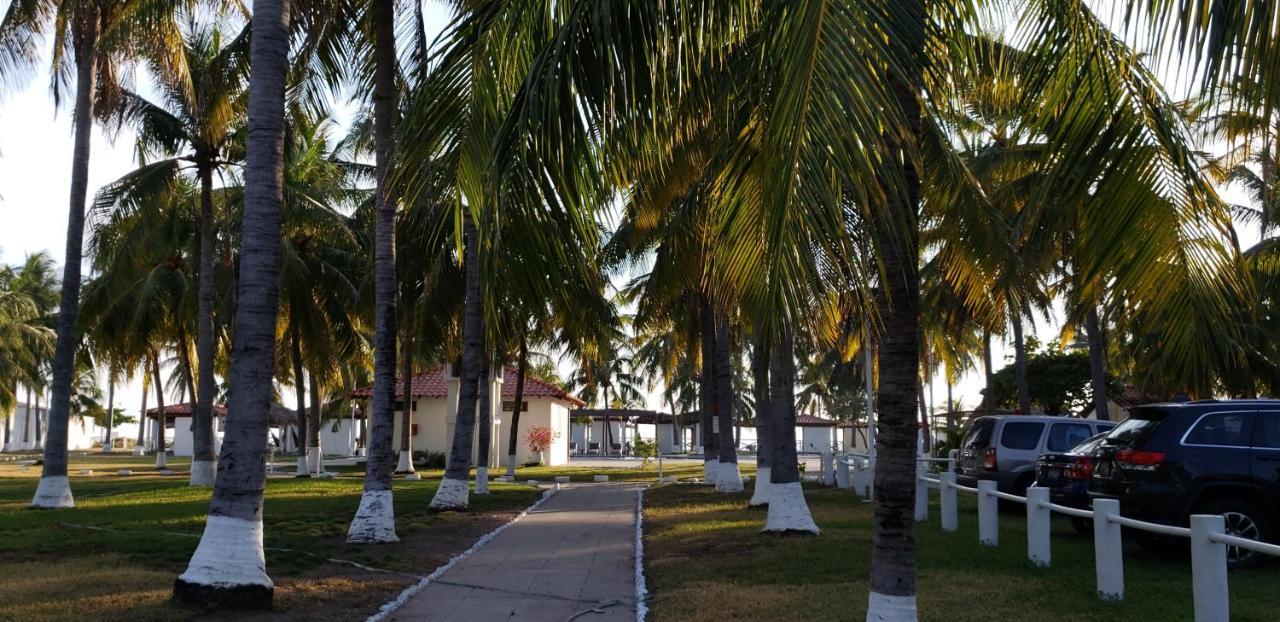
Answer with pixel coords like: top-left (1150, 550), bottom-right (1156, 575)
top-left (346, 0), bottom-right (402, 541)
top-left (172, 0), bottom-right (291, 607)
top-left (98, 22), bottom-right (249, 485)
top-left (2, 0), bottom-right (190, 509)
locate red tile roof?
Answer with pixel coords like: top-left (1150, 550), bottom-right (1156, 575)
top-left (794, 414), bottom-right (839, 427)
top-left (351, 365), bottom-right (585, 407)
top-left (146, 403), bottom-right (228, 419)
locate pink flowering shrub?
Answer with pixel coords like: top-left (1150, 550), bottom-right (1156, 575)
top-left (525, 425), bottom-right (560, 453)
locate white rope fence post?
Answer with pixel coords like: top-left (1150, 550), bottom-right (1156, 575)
top-left (820, 452), bottom-right (834, 486)
top-left (1190, 514), bottom-right (1229, 622)
top-left (940, 472), bottom-right (958, 532)
top-left (1092, 498), bottom-right (1124, 601)
top-left (1026, 486), bottom-right (1051, 567)
top-left (977, 480), bottom-right (998, 546)
top-left (853, 460), bottom-right (868, 497)
top-left (914, 463), bottom-right (929, 523)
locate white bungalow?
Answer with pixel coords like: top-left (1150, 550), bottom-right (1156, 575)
top-left (349, 364), bottom-right (584, 468)
top-left (796, 414), bottom-right (838, 453)
top-left (2, 402), bottom-right (97, 452)
top-left (146, 403), bottom-right (300, 456)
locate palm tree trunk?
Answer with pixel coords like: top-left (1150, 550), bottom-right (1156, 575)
top-left (430, 218), bottom-right (482, 511)
top-left (32, 7), bottom-right (99, 509)
top-left (21, 385), bottom-right (30, 446)
top-left (1085, 304), bottom-right (1110, 421)
top-left (982, 330), bottom-right (994, 416)
top-left (713, 307), bottom-right (741, 492)
top-left (764, 326), bottom-right (817, 532)
top-left (103, 377), bottom-right (115, 452)
top-left (191, 159), bottom-right (218, 486)
top-left (289, 321), bottom-right (308, 475)
top-left (173, 0), bottom-right (290, 604)
top-left (347, 0), bottom-right (400, 542)
top-left (135, 378), bottom-right (148, 455)
top-left (699, 294), bottom-right (718, 484)
top-left (475, 362), bottom-right (491, 494)
top-left (34, 392), bottom-right (42, 447)
top-left (867, 10), bottom-right (924, 613)
top-left (1010, 303), bottom-right (1031, 414)
top-left (917, 382), bottom-right (930, 453)
top-left (308, 371), bottom-right (322, 474)
top-left (396, 319), bottom-right (414, 473)
top-left (505, 332), bottom-right (527, 477)
top-left (748, 335), bottom-right (773, 507)
top-left (151, 357), bottom-right (168, 470)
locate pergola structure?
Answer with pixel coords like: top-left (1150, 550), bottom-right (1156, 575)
top-left (568, 408), bottom-right (674, 455)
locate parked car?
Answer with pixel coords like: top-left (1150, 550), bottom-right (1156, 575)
top-left (1089, 400), bottom-right (1280, 568)
top-left (957, 415), bottom-right (1116, 495)
top-left (1034, 432), bottom-right (1110, 533)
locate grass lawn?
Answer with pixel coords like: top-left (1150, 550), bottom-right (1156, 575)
top-left (643, 483), bottom-right (1280, 621)
top-left (0, 453), bottom-right (542, 621)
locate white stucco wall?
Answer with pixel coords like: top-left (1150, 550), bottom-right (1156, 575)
top-left (171, 416), bottom-right (226, 457)
top-left (3, 404), bottom-right (97, 451)
top-left (320, 418), bottom-right (357, 456)
top-left (800, 426), bottom-right (834, 453)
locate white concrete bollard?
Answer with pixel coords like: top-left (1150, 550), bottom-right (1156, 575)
top-left (1026, 487), bottom-right (1051, 567)
top-left (940, 472), bottom-right (958, 532)
top-left (555, 475), bottom-right (571, 483)
top-left (914, 465), bottom-right (929, 523)
top-left (593, 474), bottom-right (609, 482)
top-left (836, 459), bottom-right (851, 489)
top-left (1092, 498), bottom-right (1124, 600)
top-left (820, 452), bottom-right (835, 486)
top-left (852, 461), bottom-right (867, 497)
top-left (1190, 514), bottom-right (1229, 622)
top-left (977, 480), bottom-right (999, 546)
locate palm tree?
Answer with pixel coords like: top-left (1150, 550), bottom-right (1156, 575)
top-left (98, 22), bottom-right (249, 485)
top-left (347, 0), bottom-right (403, 541)
top-left (2, 0), bottom-right (191, 509)
top-left (172, 0), bottom-right (290, 607)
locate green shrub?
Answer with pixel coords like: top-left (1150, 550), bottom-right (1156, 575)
top-left (412, 450), bottom-right (446, 468)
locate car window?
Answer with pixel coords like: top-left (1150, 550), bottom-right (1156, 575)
top-left (962, 419), bottom-right (995, 450)
top-left (1000, 422), bottom-right (1045, 450)
top-left (1095, 422), bottom-right (1116, 434)
top-left (1184, 411), bottom-right (1254, 447)
top-left (1253, 412), bottom-right (1280, 450)
top-left (1047, 423), bottom-right (1093, 452)
top-left (1106, 409), bottom-right (1166, 446)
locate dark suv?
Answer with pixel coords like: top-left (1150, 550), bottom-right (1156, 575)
top-left (1089, 400), bottom-right (1280, 567)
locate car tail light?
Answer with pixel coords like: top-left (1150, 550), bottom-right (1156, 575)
top-left (1115, 449), bottom-right (1165, 469)
top-left (1067, 457), bottom-right (1093, 480)
top-left (983, 447), bottom-right (997, 470)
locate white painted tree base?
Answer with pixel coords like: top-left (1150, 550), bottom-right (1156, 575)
top-left (307, 447), bottom-right (322, 474)
top-left (30, 475), bottom-right (74, 508)
top-left (762, 482), bottom-right (820, 534)
top-left (429, 477), bottom-right (470, 511)
top-left (395, 450), bottom-right (414, 473)
top-left (505, 455), bottom-right (517, 479)
top-left (295, 456), bottom-right (309, 477)
top-left (749, 466), bottom-right (773, 506)
top-left (866, 591), bottom-right (917, 622)
top-left (155, 452), bottom-right (167, 469)
top-left (703, 459), bottom-right (720, 485)
top-left (189, 460), bottom-right (216, 486)
top-left (346, 489), bottom-right (400, 543)
top-left (133, 446), bottom-right (145, 456)
top-left (475, 467), bottom-right (489, 494)
top-left (178, 515), bottom-right (273, 589)
top-left (714, 461), bottom-right (744, 493)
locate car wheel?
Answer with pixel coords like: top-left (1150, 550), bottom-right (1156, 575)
top-left (1070, 517), bottom-right (1092, 535)
top-left (1197, 498), bottom-right (1273, 570)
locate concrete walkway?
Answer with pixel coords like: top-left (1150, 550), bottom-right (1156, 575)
top-left (388, 483), bottom-right (642, 622)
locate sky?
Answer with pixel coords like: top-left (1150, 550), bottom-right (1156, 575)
top-left (0, 2), bottom-right (1260, 440)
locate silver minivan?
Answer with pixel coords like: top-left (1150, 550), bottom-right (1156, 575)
top-left (956, 415), bottom-right (1116, 495)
